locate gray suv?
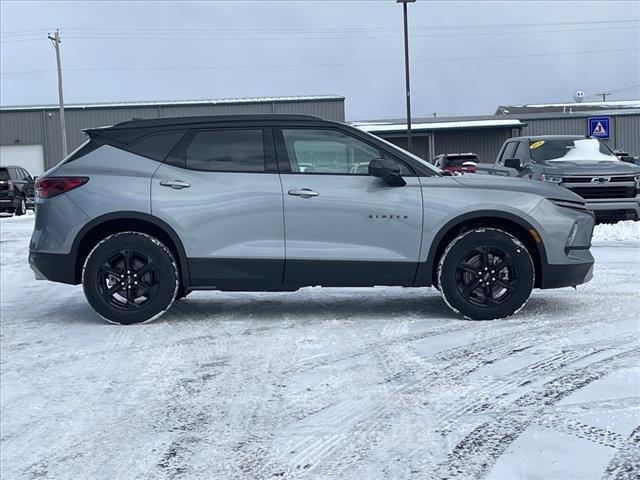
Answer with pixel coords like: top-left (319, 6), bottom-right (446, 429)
top-left (29, 115), bottom-right (595, 324)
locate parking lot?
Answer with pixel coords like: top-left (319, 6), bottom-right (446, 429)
top-left (1, 214), bottom-right (639, 479)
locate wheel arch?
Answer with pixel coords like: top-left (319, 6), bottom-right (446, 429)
top-left (416, 210), bottom-right (547, 289)
top-left (72, 211), bottom-right (190, 286)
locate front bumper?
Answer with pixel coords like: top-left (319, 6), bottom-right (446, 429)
top-left (539, 255), bottom-right (594, 289)
top-left (585, 198), bottom-right (640, 222)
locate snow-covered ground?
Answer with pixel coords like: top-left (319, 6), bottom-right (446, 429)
top-left (1, 215), bottom-right (639, 480)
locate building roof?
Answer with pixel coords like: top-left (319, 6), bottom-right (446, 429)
top-left (495, 99), bottom-right (640, 115)
top-left (351, 116), bottom-right (524, 133)
top-left (0, 95), bottom-right (345, 112)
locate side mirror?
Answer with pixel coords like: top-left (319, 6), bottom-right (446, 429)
top-left (368, 158), bottom-right (406, 187)
top-left (503, 158), bottom-right (522, 170)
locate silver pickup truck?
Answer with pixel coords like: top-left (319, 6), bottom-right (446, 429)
top-left (477, 135), bottom-right (640, 223)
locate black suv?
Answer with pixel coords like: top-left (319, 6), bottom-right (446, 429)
top-left (0, 166), bottom-right (35, 215)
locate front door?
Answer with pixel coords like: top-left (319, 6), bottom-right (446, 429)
top-left (276, 128), bottom-right (423, 287)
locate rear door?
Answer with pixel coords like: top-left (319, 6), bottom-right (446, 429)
top-left (151, 127), bottom-right (285, 289)
top-left (276, 127), bottom-right (423, 287)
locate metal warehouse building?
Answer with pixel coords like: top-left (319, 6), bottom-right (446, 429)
top-left (0, 95), bottom-right (345, 174)
top-left (1, 95), bottom-right (638, 176)
top-left (354, 100), bottom-right (640, 164)
top-left (352, 117), bottom-right (525, 163)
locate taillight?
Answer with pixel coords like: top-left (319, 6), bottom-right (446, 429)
top-left (35, 177), bottom-right (89, 198)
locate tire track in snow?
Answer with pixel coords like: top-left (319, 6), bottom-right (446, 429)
top-left (601, 425), bottom-right (640, 480)
top-left (431, 348), bottom-right (639, 480)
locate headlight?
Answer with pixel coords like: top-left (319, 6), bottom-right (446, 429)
top-left (566, 222), bottom-right (579, 248)
top-left (635, 175), bottom-right (640, 190)
top-left (541, 174), bottom-right (562, 184)
top-left (549, 198), bottom-right (590, 213)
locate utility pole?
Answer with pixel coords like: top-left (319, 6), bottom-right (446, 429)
top-left (596, 92), bottom-right (611, 102)
top-left (397, 0), bottom-right (416, 153)
top-left (48, 29), bottom-right (68, 157)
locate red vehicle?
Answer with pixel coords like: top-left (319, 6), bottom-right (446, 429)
top-left (432, 153), bottom-right (480, 174)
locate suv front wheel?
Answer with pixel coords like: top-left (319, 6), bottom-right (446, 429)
top-left (437, 228), bottom-right (534, 320)
top-left (82, 232), bottom-right (179, 324)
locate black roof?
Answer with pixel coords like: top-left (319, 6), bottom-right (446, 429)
top-left (94, 114), bottom-right (327, 132)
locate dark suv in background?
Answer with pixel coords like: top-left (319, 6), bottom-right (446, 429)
top-left (0, 166), bottom-right (35, 216)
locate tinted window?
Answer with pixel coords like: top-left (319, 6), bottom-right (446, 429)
top-left (8, 168), bottom-right (19, 179)
top-left (512, 142), bottom-right (526, 162)
top-left (127, 130), bottom-right (186, 161)
top-left (282, 128), bottom-right (410, 175)
top-left (499, 142), bottom-right (518, 164)
top-left (0, 168), bottom-right (8, 181)
top-left (184, 129), bottom-right (265, 172)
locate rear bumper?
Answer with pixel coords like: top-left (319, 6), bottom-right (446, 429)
top-left (0, 197), bottom-right (17, 211)
top-left (29, 250), bottom-right (78, 284)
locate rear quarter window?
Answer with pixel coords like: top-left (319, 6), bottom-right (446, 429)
top-left (127, 130), bottom-right (187, 161)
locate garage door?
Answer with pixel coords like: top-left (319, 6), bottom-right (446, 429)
top-left (0, 145), bottom-right (45, 176)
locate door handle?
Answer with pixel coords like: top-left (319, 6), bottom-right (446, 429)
top-left (159, 180), bottom-right (191, 189)
top-left (288, 188), bottom-right (319, 198)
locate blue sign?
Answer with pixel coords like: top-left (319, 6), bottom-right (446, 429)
top-left (588, 116), bottom-right (610, 139)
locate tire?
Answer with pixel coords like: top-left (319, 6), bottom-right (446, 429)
top-left (82, 232), bottom-right (179, 325)
top-left (175, 285), bottom-right (191, 301)
top-left (437, 228), bottom-right (534, 321)
top-left (15, 196), bottom-right (26, 216)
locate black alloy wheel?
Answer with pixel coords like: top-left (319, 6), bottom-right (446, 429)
top-left (83, 232), bottom-right (179, 324)
top-left (438, 228), bottom-right (534, 320)
top-left (98, 249), bottom-right (160, 311)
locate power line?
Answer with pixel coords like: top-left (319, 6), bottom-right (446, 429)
top-left (2, 25), bottom-right (639, 44)
top-left (3, 18), bottom-right (638, 37)
top-left (3, 47), bottom-right (638, 76)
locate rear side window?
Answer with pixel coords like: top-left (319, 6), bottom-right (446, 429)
top-left (183, 129), bottom-right (265, 172)
top-left (0, 168), bottom-right (8, 181)
top-left (127, 130), bottom-right (186, 161)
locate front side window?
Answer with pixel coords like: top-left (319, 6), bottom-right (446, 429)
top-left (282, 129), bottom-right (410, 175)
top-left (499, 142), bottom-right (517, 165)
top-left (512, 142), bottom-right (526, 163)
top-left (184, 129), bottom-right (265, 172)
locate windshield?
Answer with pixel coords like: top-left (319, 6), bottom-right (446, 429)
top-left (529, 138), bottom-right (619, 162)
top-left (373, 135), bottom-right (443, 175)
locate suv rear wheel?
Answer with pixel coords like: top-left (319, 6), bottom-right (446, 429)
top-left (15, 196), bottom-right (26, 216)
top-left (437, 228), bottom-right (534, 320)
top-left (82, 232), bottom-right (179, 324)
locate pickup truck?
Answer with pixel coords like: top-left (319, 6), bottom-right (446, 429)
top-left (477, 135), bottom-right (640, 223)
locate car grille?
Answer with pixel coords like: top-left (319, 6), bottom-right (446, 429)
top-left (562, 175), bottom-right (636, 183)
top-left (568, 186), bottom-right (636, 199)
top-left (594, 209), bottom-right (639, 224)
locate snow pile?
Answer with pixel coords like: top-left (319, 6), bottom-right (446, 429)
top-left (592, 220), bottom-right (640, 243)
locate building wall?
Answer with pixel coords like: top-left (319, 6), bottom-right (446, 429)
top-left (0, 98), bottom-right (345, 169)
top-left (432, 128), bottom-right (514, 164)
top-left (378, 134), bottom-right (430, 161)
top-left (521, 113), bottom-right (640, 156)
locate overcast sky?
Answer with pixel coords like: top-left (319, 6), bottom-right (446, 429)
top-left (1, 0), bottom-right (639, 120)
